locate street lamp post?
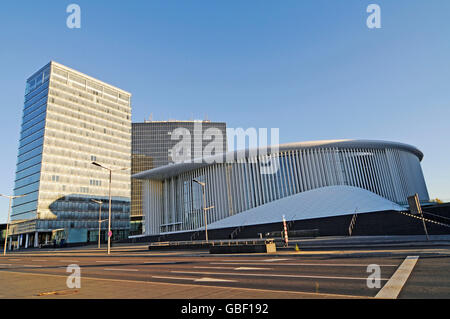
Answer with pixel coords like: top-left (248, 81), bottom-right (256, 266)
top-left (1, 194), bottom-right (26, 256)
top-left (91, 199), bottom-right (106, 249)
top-left (91, 162), bottom-right (128, 255)
top-left (192, 179), bottom-right (214, 242)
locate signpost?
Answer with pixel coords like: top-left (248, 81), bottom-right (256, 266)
top-left (282, 215), bottom-right (289, 247)
top-left (407, 193), bottom-right (429, 241)
top-left (91, 161), bottom-right (128, 255)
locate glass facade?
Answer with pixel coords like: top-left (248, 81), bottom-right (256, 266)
top-left (12, 64), bottom-right (50, 221)
top-left (10, 61), bottom-right (132, 244)
top-left (131, 121), bottom-right (227, 234)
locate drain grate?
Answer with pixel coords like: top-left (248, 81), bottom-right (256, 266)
top-left (36, 289), bottom-right (79, 296)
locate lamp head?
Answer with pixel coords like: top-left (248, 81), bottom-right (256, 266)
top-left (192, 179), bottom-right (205, 186)
top-left (91, 161), bottom-right (103, 168)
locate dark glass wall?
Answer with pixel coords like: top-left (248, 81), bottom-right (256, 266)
top-left (11, 64), bottom-right (51, 221)
top-left (131, 121), bottom-right (227, 231)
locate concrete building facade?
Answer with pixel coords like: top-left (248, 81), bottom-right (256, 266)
top-left (133, 140), bottom-right (429, 236)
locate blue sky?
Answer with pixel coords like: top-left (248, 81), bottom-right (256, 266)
top-left (0, 1), bottom-right (449, 222)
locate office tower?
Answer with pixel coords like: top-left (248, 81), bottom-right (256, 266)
top-left (131, 120), bottom-right (227, 234)
top-left (10, 61), bottom-right (131, 247)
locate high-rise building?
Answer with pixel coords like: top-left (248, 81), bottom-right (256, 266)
top-left (9, 61), bottom-right (132, 247)
top-left (131, 120), bottom-right (227, 235)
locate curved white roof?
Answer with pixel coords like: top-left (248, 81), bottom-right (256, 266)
top-left (205, 186), bottom-right (404, 230)
top-left (133, 139), bottom-right (423, 180)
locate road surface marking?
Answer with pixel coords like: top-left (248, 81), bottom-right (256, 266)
top-left (217, 259), bottom-right (271, 262)
top-left (375, 256), bottom-right (419, 299)
top-left (0, 269), bottom-right (364, 298)
top-left (194, 266), bottom-right (233, 270)
top-left (59, 260), bottom-right (79, 262)
top-left (195, 277), bottom-right (237, 282)
top-left (152, 275), bottom-right (198, 281)
top-left (32, 259), bottom-right (48, 262)
top-left (23, 265), bottom-right (43, 268)
top-left (172, 270), bottom-right (390, 281)
top-left (8, 259), bottom-right (21, 261)
top-left (194, 266), bottom-right (273, 271)
top-left (103, 268), bottom-right (138, 272)
top-left (211, 262), bottom-right (398, 267)
top-left (262, 258), bottom-right (290, 262)
top-left (234, 267), bottom-right (273, 271)
top-left (96, 260), bottom-right (120, 263)
top-left (152, 275), bottom-right (237, 283)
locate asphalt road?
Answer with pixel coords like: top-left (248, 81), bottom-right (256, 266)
top-left (0, 244), bottom-right (448, 298)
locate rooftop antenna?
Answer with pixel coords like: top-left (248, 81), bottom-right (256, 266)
top-left (149, 113), bottom-right (153, 121)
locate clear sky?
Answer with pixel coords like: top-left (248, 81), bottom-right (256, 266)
top-left (0, 1), bottom-right (449, 222)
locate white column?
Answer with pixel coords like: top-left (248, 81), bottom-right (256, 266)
top-left (34, 231), bottom-right (39, 247)
top-left (25, 234), bottom-right (29, 249)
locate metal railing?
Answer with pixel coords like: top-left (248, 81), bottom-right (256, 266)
top-left (230, 225), bottom-right (244, 239)
top-left (190, 231), bottom-right (201, 241)
top-left (148, 238), bottom-right (281, 248)
top-left (396, 210), bottom-right (450, 229)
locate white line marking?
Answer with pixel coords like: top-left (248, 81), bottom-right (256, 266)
top-left (32, 259), bottom-right (47, 262)
top-left (195, 277), bottom-right (237, 283)
top-left (152, 275), bottom-right (236, 283)
top-left (217, 259), bottom-right (271, 262)
top-left (0, 269), bottom-right (362, 298)
top-left (234, 267), bottom-right (272, 271)
top-left (8, 259), bottom-right (21, 261)
top-left (215, 258), bottom-right (292, 261)
top-left (152, 275), bottom-right (196, 281)
top-left (103, 268), bottom-right (138, 272)
top-left (375, 256), bottom-right (419, 299)
top-left (210, 262), bottom-right (399, 267)
top-left (194, 266), bottom-right (232, 270)
top-left (23, 265), bottom-right (43, 268)
top-left (96, 261), bottom-right (120, 263)
top-left (194, 266), bottom-right (273, 271)
top-left (172, 270), bottom-right (389, 281)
